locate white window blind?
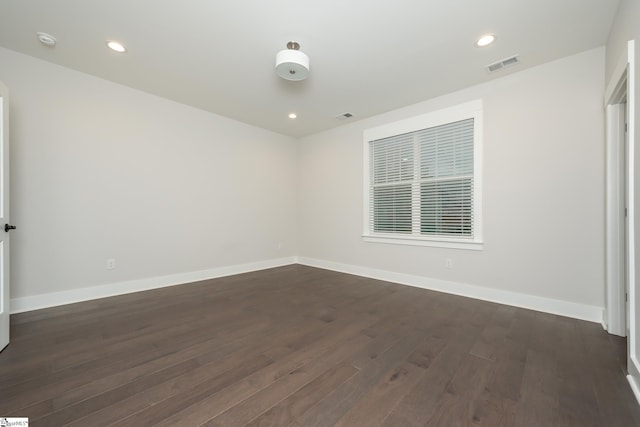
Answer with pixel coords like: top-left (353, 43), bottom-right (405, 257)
top-left (371, 133), bottom-right (414, 233)
top-left (369, 118), bottom-right (475, 239)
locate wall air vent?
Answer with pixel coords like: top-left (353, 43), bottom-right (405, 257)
top-left (486, 55), bottom-right (520, 73)
top-left (336, 112), bottom-right (354, 120)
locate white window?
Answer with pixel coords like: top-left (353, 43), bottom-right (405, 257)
top-left (363, 100), bottom-right (483, 250)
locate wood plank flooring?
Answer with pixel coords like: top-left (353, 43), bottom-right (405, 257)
top-left (1, 265), bottom-right (639, 426)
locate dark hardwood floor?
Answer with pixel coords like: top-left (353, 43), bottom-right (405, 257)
top-left (1, 264), bottom-right (639, 426)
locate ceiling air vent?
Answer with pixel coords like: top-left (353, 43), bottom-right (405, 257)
top-left (336, 112), bottom-right (354, 120)
top-left (487, 55), bottom-right (520, 73)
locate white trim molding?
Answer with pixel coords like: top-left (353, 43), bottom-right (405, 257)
top-left (10, 257), bottom-right (297, 314)
top-left (628, 374), bottom-right (640, 407)
top-left (362, 100), bottom-right (484, 250)
top-left (604, 39), bottom-right (635, 338)
top-left (12, 255), bottom-right (604, 324)
top-left (362, 235), bottom-right (484, 251)
top-left (297, 257), bottom-right (604, 323)
top-left (628, 38), bottom-right (639, 391)
top-left (605, 102), bottom-right (628, 337)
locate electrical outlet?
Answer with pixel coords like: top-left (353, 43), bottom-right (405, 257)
top-left (107, 258), bottom-right (116, 270)
top-left (445, 258), bottom-right (453, 269)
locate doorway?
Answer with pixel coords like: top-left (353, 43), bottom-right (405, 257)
top-left (605, 75), bottom-right (628, 338)
top-left (0, 81), bottom-right (9, 352)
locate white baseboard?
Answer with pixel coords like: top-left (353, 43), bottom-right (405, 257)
top-left (10, 257), bottom-right (297, 314)
top-left (628, 374), bottom-right (640, 407)
top-left (631, 355), bottom-right (640, 378)
top-left (11, 255), bottom-right (604, 323)
top-left (601, 311), bottom-right (609, 331)
top-left (297, 257), bottom-right (604, 323)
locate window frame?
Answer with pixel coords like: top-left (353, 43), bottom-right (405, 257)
top-left (362, 100), bottom-right (484, 250)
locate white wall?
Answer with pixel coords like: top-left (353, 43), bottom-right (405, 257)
top-left (606, 0), bottom-right (640, 397)
top-left (297, 48), bottom-right (606, 317)
top-left (0, 47), bottom-right (297, 302)
top-left (0, 44), bottom-right (610, 324)
top-left (605, 0), bottom-right (639, 82)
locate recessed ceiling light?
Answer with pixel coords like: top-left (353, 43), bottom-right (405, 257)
top-left (476, 34), bottom-right (496, 47)
top-left (36, 32), bottom-right (56, 47)
top-left (106, 40), bottom-right (127, 53)
top-left (288, 113), bottom-right (297, 119)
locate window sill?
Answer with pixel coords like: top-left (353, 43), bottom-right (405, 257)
top-left (362, 234), bottom-right (484, 251)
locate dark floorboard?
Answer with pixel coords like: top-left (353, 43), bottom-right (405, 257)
top-left (1, 264), bottom-right (639, 426)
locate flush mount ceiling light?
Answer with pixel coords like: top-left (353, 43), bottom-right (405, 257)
top-left (275, 41), bottom-right (309, 81)
top-left (476, 34), bottom-right (496, 47)
top-left (106, 40), bottom-right (127, 53)
top-left (36, 32), bottom-right (57, 47)
top-left (288, 113), bottom-right (297, 119)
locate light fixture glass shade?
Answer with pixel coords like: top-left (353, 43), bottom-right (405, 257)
top-left (275, 49), bottom-right (310, 81)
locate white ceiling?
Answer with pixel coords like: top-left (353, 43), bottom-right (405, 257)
top-left (0, 0), bottom-right (619, 137)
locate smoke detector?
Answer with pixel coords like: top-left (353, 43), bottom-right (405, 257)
top-left (36, 32), bottom-right (56, 47)
top-left (275, 42), bottom-right (310, 81)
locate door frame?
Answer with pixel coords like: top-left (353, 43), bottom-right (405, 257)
top-left (0, 80), bottom-right (8, 352)
top-left (605, 68), bottom-right (628, 337)
top-left (605, 40), bottom-right (640, 379)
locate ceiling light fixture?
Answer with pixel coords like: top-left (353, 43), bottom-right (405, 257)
top-left (275, 41), bottom-right (309, 81)
top-left (36, 32), bottom-right (57, 47)
top-left (476, 34), bottom-right (496, 47)
top-left (288, 113), bottom-right (297, 119)
top-left (106, 40), bottom-right (127, 53)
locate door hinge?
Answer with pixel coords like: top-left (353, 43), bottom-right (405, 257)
top-left (625, 292), bottom-right (628, 302)
top-left (625, 207), bottom-right (628, 217)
